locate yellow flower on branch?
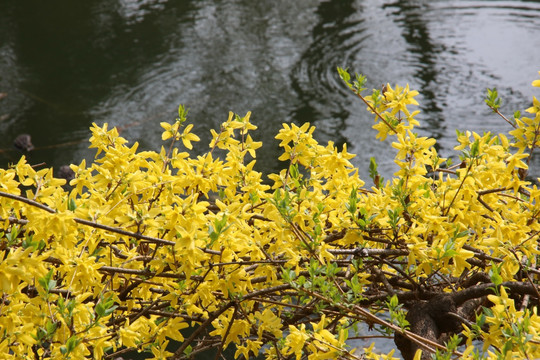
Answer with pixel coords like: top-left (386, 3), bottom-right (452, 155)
top-left (180, 124), bottom-right (200, 150)
top-left (383, 83), bottom-right (420, 119)
top-left (284, 324), bottom-right (309, 360)
top-left (160, 121), bottom-right (180, 141)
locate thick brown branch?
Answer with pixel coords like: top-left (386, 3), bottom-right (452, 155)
top-left (452, 281), bottom-right (540, 306)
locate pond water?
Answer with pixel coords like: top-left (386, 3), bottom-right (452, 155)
top-left (1, 0), bottom-right (540, 357)
top-left (1, 0), bottom-right (540, 181)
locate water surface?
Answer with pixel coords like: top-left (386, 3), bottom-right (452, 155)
top-left (1, 0), bottom-right (540, 182)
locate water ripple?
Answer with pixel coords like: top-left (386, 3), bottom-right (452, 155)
top-left (2, 0), bottom-right (540, 181)
top-left (291, 1), bottom-right (370, 148)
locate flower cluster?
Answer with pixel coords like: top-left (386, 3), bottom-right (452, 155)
top-left (0, 71), bottom-right (539, 360)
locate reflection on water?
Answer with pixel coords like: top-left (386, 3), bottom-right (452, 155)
top-left (1, 0), bottom-right (540, 181)
top-left (0, 0), bottom-right (540, 355)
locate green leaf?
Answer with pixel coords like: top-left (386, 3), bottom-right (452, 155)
top-left (454, 229), bottom-right (469, 239)
top-left (470, 139), bottom-right (480, 158)
top-left (369, 157), bottom-right (378, 180)
top-left (177, 104), bottom-right (189, 124)
top-left (66, 335), bottom-right (81, 352)
top-left (353, 73), bottom-right (367, 93)
top-left (209, 230), bottom-right (219, 243)
top-left (346, 187), bottom-right (357, 215)
top-left (281, 268), bottom-right (296, 283)
top-left (337, 67), bottom-right (352, 88)
top-left (388, 295), bottom-right (399, 309)
top-left (95, 303), bottom-right (105, 318)
top-left (68, 197), bottom-right (77, 212)
top-left (289, 163), bottom-right (299, 180)
top-left (46, 320), bottom-right (58, 335)
top-left (489, 264), bottom-right (503, 286)
top-left (485, 87), bottom-right (502, 110)
top-left (38, 269), bottom-right (55, 293)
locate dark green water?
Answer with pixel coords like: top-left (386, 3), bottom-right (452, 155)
top-left (1, 0), bottom-right (540, 357)
top-left (2, 0), bottom-right (540, 181)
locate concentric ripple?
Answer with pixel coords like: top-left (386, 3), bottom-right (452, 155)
top-left (291, 0), bottom-right (540, 178)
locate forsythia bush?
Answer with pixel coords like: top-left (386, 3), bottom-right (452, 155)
top-left (1, 70), bottom-right (540, 360)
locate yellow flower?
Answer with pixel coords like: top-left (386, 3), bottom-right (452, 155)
top-left (181, 124), bottom-right (200, 149)
top-left (0, 169), bottom-right (20, 194)
top-left (384, 83), bottom-right (420, 118)
top-left (285, 324), bottom-right (309, 360)
top-left (161, 121), bottom-right (180, 141)
top-left (525, 96), bottom-right (540, 115)
top-left (532, 70), bottom-right (540, 87)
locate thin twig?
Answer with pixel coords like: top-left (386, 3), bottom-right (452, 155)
top-left (354, 92), bottom-right (398, 134)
